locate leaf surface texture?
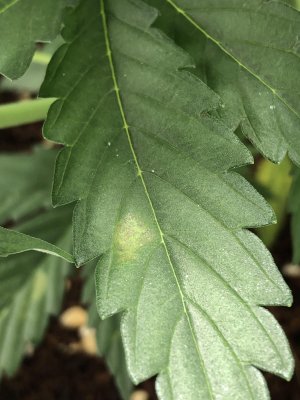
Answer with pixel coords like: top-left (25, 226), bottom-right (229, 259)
top-left (0, 148), bottom-right (56, 224)
top-left (0, 0), bottom-right (68, 79)
top-left (154, 0), bottom-right (300, 164)
top-left (40, 0), bottom-right (294, 398)
top-left (0, 148), bottom-right (128, 387)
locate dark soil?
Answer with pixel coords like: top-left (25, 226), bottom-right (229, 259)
top-left (0, 91), bottom-right (299, 399)
top-left (0, 91), bottom-right (43, 153)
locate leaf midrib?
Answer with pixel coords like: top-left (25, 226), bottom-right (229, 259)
top-left (0, 0), bottom-right (20, 15)
top-left (100, 1), bottom-right (214, 398)
top-left (165, 0), bottom-right (300, 121)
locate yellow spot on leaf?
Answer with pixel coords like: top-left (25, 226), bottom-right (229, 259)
top-left (115, 213), bottom-right (154, 263)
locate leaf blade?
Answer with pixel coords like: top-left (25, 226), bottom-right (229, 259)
top-left (0, 0), bottom-right (68, 79)
top-left (0, 206), bottom-right (72, 376)
top-left (41, 0), bottom-right (294, 398)
top-left (161, 0), bottom-right (300, 164)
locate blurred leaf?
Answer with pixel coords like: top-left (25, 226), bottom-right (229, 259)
top-left (0, 148), bottom-right (57, 224)
top-left (0, 0), bottom-right (69, 79)
top-left (148, 0), bottom-right (300, 165)
top-left (0, 146), bottom-right (131, 397)
top-left (82, 263), bottom-right (133, 400)
top-left (1, 37), bottom-right (64, 93)
top-left (0, 206), bottom-right (73, 376)
top-left (256, 157), bottom-right (292, 248)
top-left (289, 168), bottom-right (300, 263)
top-left (40, 0), bottom-right (294, 398)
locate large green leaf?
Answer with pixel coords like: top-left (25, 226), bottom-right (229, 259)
top-left (40, 0), bottom-right (293, 398)
top-left (82, 263), bottom-right (132, 399)
top-left (0, 0), bottom-right (68, 79)
top-left (0, 206), bottom-right (72, 376)
top-left (289, 168), bottom-right (300, 263)
top-left (0, 148), bottom-right (57, 224)
top-left (151, 0), bottom-right (300, 165)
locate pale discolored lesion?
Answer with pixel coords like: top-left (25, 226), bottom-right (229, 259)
top-left (114, 212), bottom-right (156, 264)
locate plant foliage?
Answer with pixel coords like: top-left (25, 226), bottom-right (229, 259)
top-left (0, 0), bottom-right (299, 399)
top-left (39, 0), bottom-right (295, 398)
top-left (290, 168), bottom-right (300, 263)
top-left (0, 148), bottom-right (130, 396)
top-left (0, 0), bottom-right (69, 79)
top-left (147, 0), bottom-right (300, 165)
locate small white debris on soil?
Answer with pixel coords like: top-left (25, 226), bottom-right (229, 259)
top-left (282, 263), bottom-right (300, 278)
top-left (25, 342), bottom-right (35, 356)
top-left (270, 105), bottom-right (276, 110)
top-left (130, 390), bottom-right (149, 400)
top-left (79, 326), bottom-right (98, 355)
top-left (60, 306), bottom-right (87, 329)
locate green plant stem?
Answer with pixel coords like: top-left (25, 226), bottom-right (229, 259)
top-left (0, 98), bottom-right (55, 129)
top-left (32, 51), bottom-right (52, 65)
top-left (295, 0), bottom-right (300, 10)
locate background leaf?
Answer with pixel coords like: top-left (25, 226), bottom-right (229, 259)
top-left (82, 263), bottom-right (133, 399)
top-left (148, 0), bottom-right (300, 165)
top-left (0, 147), bottom-right (131, 396)
top-left (255, 157), bottom-right (292, 248)
top-left (289, 168), bottom-right (300, 263)
top-left (0, 0), bottom-right (70, 79)
top-left (0, 206), bottom-right (72, 376)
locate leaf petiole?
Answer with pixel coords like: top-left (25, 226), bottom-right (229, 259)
top-left (32, 50), bottom-right (52, 66)
top-left (0, 98), bottom-right (55, 129)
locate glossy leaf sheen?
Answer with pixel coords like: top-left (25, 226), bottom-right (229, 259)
top-left (41, 0), bottom-right (293, 398)
top-left (163, 0), bottom-right (300, 165)
top-left (0, 147), bottom-right (127, 387)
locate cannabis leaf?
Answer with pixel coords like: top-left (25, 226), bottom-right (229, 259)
top-left (40, 0), bottom-right (294, 398)
top-left (0, 206), bottom-right (72, 376)
top-left (289, 168), bottom-right (300, 263)
top-left (150, 0), bottom-right (300, 165)
top-left (0, 0), bottom-right (68, 79)
top-left (1, 38), bottom-right (63, 93)
top-left (0, 149), bottom-right (73, 262)
top-left (82, 263), bottom-right (132, 399)
top-left (0, 225), bottom-right (73, 262)
top-left (0, 148), bottom-right (56, 224)
top-left (0, 147), bottom-right (130, 390)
